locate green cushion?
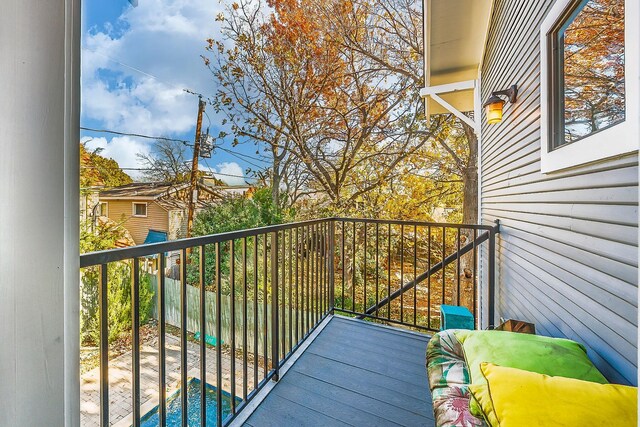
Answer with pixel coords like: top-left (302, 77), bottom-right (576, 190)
top-left (454, 330), bottom-right (608, 386)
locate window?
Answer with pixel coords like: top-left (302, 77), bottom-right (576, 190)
top-left (551, 0), bottom-right (625, 147)
top-left (98, 202), bottom-right (108, 217)
top-left (540, 0), bottom-right (638, 173)
top-left (133, 202), bottom-right (147, 217)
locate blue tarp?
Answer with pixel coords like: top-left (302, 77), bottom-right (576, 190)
top-left (144, 229), bottom-right (168, 244)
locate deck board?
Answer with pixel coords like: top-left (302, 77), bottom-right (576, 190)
top-left (243, 316), bottom-right (434, 426)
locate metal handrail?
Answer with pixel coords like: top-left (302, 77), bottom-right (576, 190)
top-left (80, 217), bottom-right (495, 268)
top-left (358, 228), bottom-right (490, 318)
top-left (79, 216), bottom-right (497, 427)
top-left (80, 217), bottom-right (329, 267)
top-left (358, 220), bottom-right (500, 319)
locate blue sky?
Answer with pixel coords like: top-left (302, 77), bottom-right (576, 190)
top-left (80, 0), bottom-right (267, 184)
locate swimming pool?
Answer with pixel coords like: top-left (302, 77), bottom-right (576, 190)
top-left (138, 378), bottom-right (241, 427)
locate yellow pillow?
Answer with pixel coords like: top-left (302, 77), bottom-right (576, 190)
top-left (469, 363), bottom-right (637, 427)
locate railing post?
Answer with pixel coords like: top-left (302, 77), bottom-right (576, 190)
top-left (179, 249), bottom-right (188, 425)
top-left (157, 255), bottom-right (167, 427)
top-left (99, 264), bottom-right (109, 427)
top-left (131, 258), bottom-right (140, 427)
top-left (329, 219), bottom-right (335, 314)
top-left (488, 220), bottom-right (499, 329)
top-left (270, 231), bottom-right (279, 382)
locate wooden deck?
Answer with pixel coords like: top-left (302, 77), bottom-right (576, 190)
top-left (243, 316), bottom-right (435, 426)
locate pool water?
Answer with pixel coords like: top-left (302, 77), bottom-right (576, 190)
top-left (139, 378), bottom-right (241, 427)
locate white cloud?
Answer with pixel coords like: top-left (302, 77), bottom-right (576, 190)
top-left (81, 0), bottom-right (225, 136)
top-left (82, 135), bottom-right (152, 180)
top-left (201, 161), bottom-right (246, 186)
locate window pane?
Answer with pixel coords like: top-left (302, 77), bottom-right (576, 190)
top-left (134, 203), bottom-right (146, 216)
top-left (559, 0), bottom-right (625, 146)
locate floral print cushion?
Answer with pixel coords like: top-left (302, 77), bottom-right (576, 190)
top-left (426, 330), bottom-right (487, 427)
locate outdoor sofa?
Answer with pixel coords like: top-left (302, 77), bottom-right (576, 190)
top-left (426, 329), bottom-right (637, 426)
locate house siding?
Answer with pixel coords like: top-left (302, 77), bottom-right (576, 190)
top-left (481, 0), bottom-right (638, 384)
top-left (104, 200), bottom-right (169, 245)
top-left (168, 209), bottom-right (187, 240)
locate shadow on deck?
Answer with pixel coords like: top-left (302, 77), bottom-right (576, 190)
top-left (243, 316), bottom-right (434, 426)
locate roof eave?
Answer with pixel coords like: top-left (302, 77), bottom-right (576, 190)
top-left (423, 0), bottom-right (493, 115)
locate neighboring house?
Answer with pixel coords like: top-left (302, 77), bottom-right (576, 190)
top-left (98, 181), bottom-right (221, 244)
top-left (422, 0), bottom-right (638, 385)
top-left (202, 178), bottom-right (254, 198)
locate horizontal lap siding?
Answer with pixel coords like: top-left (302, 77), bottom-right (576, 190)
top-left (481, 0), bottom-right (638, 384)
top-left (104, 200), bottom-right (169, 245)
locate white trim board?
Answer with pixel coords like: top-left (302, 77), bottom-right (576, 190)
top-left (420, 79), bottom-right (482, 136)
top-left (539, 0), bottom-right (640, 174)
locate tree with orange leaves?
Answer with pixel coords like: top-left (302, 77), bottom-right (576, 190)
top-left (333, 0), bottom-right (478, 226)
top-left (205, 0), bottom-right (445, 212)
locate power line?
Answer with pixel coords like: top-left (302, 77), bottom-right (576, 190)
top-left (80, 165), bottom-right (256, 181)
top-left (80, 126), bottom-right (193, 145)
top-left (82, 124), bottom-right (272, 170)
top-left (81, 126), bottom-right (267, 175)
top-left (82, 126), bottom-right (269, 167)
top-left (216, 145), bottom-right (267, 163)
top-left (215, 146), bottom-right (265, 169)
top-left (199, 158), bottom-right (256, 183)
top-left (203, 109), bottom-right (212, 128)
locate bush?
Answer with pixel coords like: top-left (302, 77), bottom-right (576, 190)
top-left (80, 220), bottom-right (154, 346)
top-left (187, 187), bottom-right (288, 293)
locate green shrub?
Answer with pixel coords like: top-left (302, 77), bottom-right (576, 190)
top-left (187, 187), bottom-right (289, 294)
top-left (80, 220), bottom-right (154, 346)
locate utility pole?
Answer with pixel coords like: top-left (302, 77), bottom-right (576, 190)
top-left (187, 96), bottom-right (205, 238)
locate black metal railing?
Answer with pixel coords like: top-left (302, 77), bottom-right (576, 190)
top-left (79, 217), bottom-right (497, 427)
top-left (331, 218), bottom-right (498, 331)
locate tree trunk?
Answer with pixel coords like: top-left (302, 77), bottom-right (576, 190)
top-left (271, 145), bottom-right (281, 208)
top-left (455, 121), bottom-right (478, 306)
top-left (461, 122), bottom-right (478, 225)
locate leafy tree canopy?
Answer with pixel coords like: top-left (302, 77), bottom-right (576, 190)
top-left (192, 187), bottom-right (289, 236)
top-left (80, 143), bottom-right (133, 189)
top-left (188, 187), bottom-right (290, 290)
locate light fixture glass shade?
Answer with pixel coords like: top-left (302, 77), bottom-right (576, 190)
top-left (485, 99), bottom-right (505, 125)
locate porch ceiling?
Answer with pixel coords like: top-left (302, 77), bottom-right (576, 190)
top-left (424, 0), bottom-right (493, 114)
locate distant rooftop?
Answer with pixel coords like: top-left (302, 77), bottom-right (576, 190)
top-left (99, 182), bottom-right (187, 199)
top-left (99, 181), bottom-right (254, 211)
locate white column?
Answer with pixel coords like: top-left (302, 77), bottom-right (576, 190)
top-left (0, 0), bottom-right (80, 426)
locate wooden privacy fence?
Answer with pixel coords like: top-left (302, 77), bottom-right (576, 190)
top-left (149, 275), bottom-right (303, 354)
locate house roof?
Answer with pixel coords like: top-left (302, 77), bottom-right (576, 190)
top-left (422, 0), bottom-right (493, 114)
top-left (99, 181), bottom-right (230, 211)
top-left (154, 198), bottom-right (210, 211)
top-left (99, 182), bottom-right (189, 199)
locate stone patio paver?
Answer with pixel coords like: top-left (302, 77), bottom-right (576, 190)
top-left (80, 333), bottom-right (264, 426)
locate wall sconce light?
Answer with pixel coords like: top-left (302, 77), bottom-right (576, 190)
top-left (483, 85), bottom-right (518, 124)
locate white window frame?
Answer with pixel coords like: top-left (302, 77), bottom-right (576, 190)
top-left (540, 0), bottom-right (639, 173)
top-left (132, 202), bottom-right (148, 218)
